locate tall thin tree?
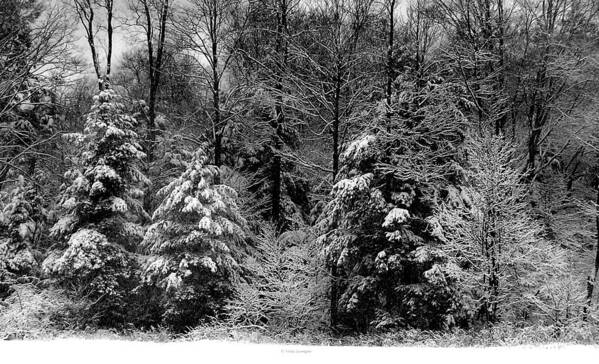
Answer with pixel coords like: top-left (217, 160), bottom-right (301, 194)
top-left (174, 0), bottom-right (248, 181)
top-left (73, 0), bottom-right (114, 90)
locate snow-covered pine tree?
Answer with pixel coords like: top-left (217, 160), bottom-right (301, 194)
top-left (141, 147), bottom-right (246, 330)
top-left (0, 176), bottom-right (47, 296)
top-left (317, 75), bottom-right (467, 332)
top-left (42, 89), bottom-right (148, 325)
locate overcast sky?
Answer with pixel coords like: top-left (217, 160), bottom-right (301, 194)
top-left (68, 0), bottom-right (410, 77)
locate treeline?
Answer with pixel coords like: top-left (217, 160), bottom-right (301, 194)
top-left (1, 0), bottom-right (599, 336)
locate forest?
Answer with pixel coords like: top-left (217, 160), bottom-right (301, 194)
top-left (2, 0), bottom-right (599, 344)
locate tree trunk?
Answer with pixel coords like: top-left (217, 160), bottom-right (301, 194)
top-left (214, 132), bottom-right (222, 184)
top-left (272, 109), bottom-right (282, 227)
top-left (495, 0), bottom-right (507, 135)
top-left (332, 69), bottom-right (341, 181)
top-left (141, 0), bottom-right (169, 214)
top-left (585, 185), bottom-right (599, 317)
top-left (385, 0), bottom-right (395, 106)
top-left (271, 0), bottom-right (288, 229)
top-left (212, 8), bottom-right (222, 182)
top-left (330, 265), bottom-right (339, 328)
top-left (144, 0), bottom-right (169, 162)
top-left (78, 0), bottom-right (102, 90)
top-left (105, 0), bottom-right (113, 86)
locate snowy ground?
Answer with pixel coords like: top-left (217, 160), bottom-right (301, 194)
top-left (1, 339), bottom-right (598, 364)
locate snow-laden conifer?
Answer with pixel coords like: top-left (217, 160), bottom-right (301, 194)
top-left (50, 90), bottom-right (148, 240)
top-left (141, 147), bottom-right (246, 330)
top-left (317, 78), bottom-right (466, 331)
top-left (0, 176), bottom-right (46, 281)
top-left (42, 90), bottom-right (148, 325)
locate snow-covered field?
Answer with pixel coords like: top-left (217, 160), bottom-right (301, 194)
top-left (2, 340), bottom-right (598, 364)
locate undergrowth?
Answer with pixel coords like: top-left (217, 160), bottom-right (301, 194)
top-left (3, 283), bottom-right (599, 345)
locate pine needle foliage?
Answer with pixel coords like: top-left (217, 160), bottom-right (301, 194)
top-left (317, 77), bottom-right (467, 332)
top-left (0, 176), bottom-right (46, 294)
top-left (42, 90), bottom-right (148, 326)
top-left (141, 147), bottom-right (247, 331)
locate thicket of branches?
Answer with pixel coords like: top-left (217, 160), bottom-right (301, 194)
top-left (2, 0), bottom-right (599, 338)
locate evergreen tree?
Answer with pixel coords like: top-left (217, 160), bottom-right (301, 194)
top-left (0, 176), bottom-right (47, 297)
top-left (317, 74), bottom-right (467, 331)
top-left (141, 147), bottom-right (246, 330)
top-left (42, 89), bottom-right (148, 325)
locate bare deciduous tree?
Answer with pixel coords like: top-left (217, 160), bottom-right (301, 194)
top-left (129, 0), bottom-right (171, 160)
top-left (73, 0), bottom-right (115, 90)
top-left (304, 0), bottom-right (375, 180)
top-left (0, 1), bottom-right (74, 187)
top-left (174, 0), bottom-right (248, 179)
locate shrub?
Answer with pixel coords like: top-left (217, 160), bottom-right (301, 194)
top-left (225, 226), bottom-right (328, 333)
top-left (0, 283), bottom-right (75, 338)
